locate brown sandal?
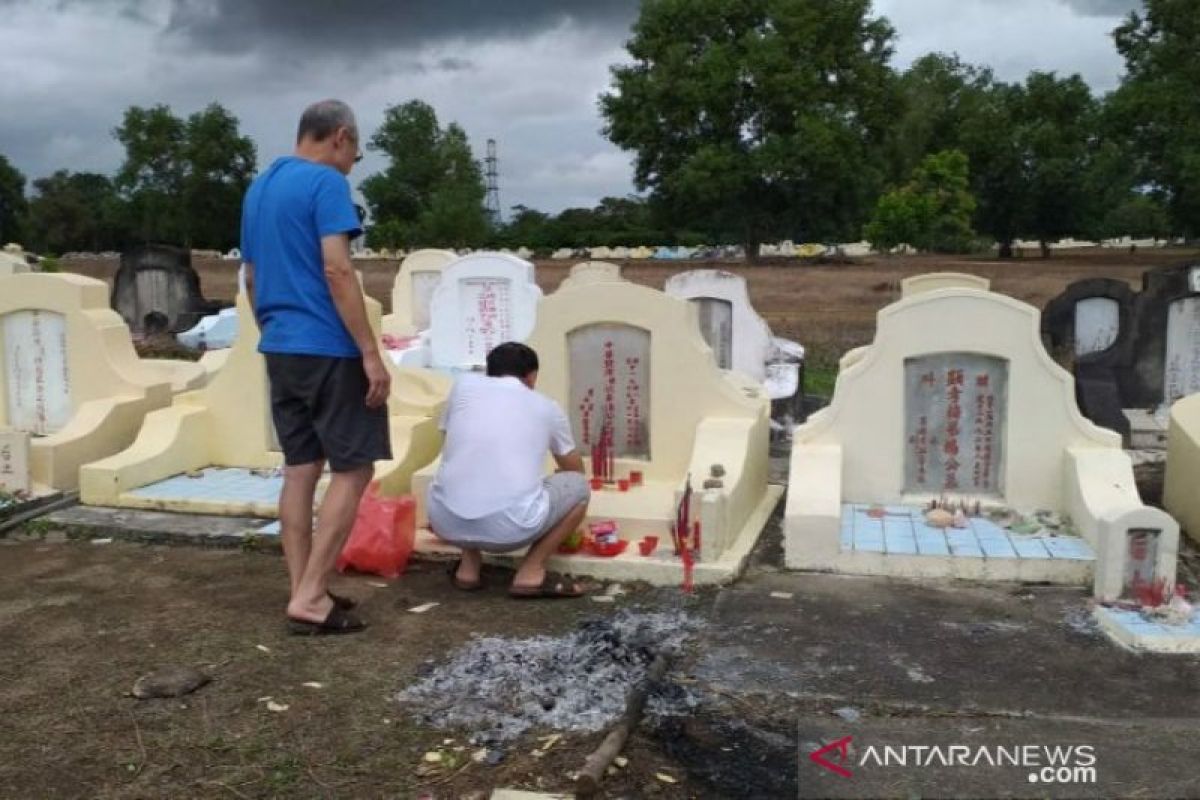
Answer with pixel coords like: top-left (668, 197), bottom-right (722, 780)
top-left (509, 572), bottom-right (585, 599)
top-left (449, 560), bottom-right (484, 591)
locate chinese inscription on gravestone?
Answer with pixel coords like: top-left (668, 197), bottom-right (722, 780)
top-left (461, 278), bottom-right (512, 363)
top-left (691, 297), bottom-right (734, 370)
top-left (904, 354), bottom-right (1008, 495)
top-left (568, 324), bottom-right (650, 459)
top-left (0, 429), bottom-right (31, 493)
top-left (3, 310), bottom-right (71, 435)
top-left (1163, 296), bottom-right (1200, 408)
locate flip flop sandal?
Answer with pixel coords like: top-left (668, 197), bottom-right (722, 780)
top-left (287, 605), bottom-right (367, 636)
top-left (509, 572), bottom-right (585, 599)
top-left (328, 591), bottom-right (357, 610)
top-left (448, 559), bottom-right (484, 592)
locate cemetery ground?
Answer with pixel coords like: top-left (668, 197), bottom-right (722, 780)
top-left (2, 500), bottom-right (1200, 798)
top-left (63, 245), bottom-right (1200, 396)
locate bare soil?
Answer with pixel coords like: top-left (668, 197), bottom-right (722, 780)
top-left (64, 247), bottom-right (1200, 371)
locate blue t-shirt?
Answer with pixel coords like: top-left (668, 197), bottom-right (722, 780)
top-left (241, 156), bottom-right (363, 357)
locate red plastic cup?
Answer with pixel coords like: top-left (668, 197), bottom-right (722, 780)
top-left (617, 479), bottom-right (630, 492)
top-left (638, 535), bottom-right (658, 556)
top-left (590, 478), bottom-right (604, 491)
top-left (629, 470), bottom-right (643, 486)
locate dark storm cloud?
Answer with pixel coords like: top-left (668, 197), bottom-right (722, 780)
top-left (164, 0), bottom-right (640, 55)
top-left (1057, 0), bottom-right (1141, 17)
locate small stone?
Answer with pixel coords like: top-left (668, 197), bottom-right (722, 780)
top-left (925, 509), bottom-right (954, 528)
top-left (709, 464), bottom-right (726, 478)
top-left (131, 666), bottom-right (210, 699)
top-left (603, 583), bottom-right (627, 597)
top-left (834, 706), bottom-right (862, 723)
top-left (615, 756), bottom-right (629, 768)
top-left (702, 478), bottom-right (724, 490)
top-left (255, 644), bottom-right (271, 653)
top-left (266, 700), bottom-right (289, 712)
top-left (655, 772), bottom-right (678, 784)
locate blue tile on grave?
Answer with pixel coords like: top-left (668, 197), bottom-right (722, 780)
top-left (915, 532), bottom-right (950, 556)
top-left (1042, 536), bottom-right (1095, 561)
top-left (1010, 536), bottom-right (1050, 559)
top-left (977, 535), bottom-right (1017, 558)
top-left (945, 529), bottom-right (983, 557)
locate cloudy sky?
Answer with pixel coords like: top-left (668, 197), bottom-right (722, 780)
top-left (0, 0), bottom-right (1139, 215)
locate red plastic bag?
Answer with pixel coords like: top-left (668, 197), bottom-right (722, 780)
top-left (336, 485), bottom-right (416, 578)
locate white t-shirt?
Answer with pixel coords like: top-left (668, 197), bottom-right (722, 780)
top-left (430, 374), bottom-right (577, 523)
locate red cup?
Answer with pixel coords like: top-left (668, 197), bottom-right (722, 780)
top-left (638, 535), bottom-right (658, 556)
top-left (629, 470), bottom-right (643, 486)
top-left (618, 479), bottom-right (630, 492)
top-left (589, 478), bottom-right (604, 491)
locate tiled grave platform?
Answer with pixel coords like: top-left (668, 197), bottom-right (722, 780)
top-left (122, 467), bottom-right (292, 517)
top-left (832, 504), bottom-right (1095, 584)
top-left (1094, 606), bottom-right (1200, 654)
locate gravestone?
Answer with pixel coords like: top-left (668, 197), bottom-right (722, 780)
top-left (558, 261), bottom-right (623, 291)
top-left (0, 429), bottom-right (31, 494)
top-left (664, 270), bottom-right (771, 382)
top-left (903, 354), bottom-right (1008, 496)
top-left (568, 324), bottom-right (651, 459)
top-left (1126, 263), bottom-right (1200, 410)
top-left (427, 253), bottom-right (542, 369)
top-left (383, 249), bottom-right (458, 335)
top-left (112, 244), bottom-right (224, 334)
top-left (0, 272), bottom-right (176, 489)
top-left (785, 277), bottom-right (1177, 600)
top-left (1164, 392), bottom-right (1200, 545)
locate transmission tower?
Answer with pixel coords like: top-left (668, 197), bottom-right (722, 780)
top-left (484, 138), bottom-right (502, 227)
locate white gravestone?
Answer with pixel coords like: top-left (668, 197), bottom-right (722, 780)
top-left (427, 253), bottom-right (542, 369)
top-left (0, 429), bottom-right (31, 493)
top-left (1073, 297), bottom-right (1120, 357)
top-left (3, 310), bottom-right (71, 435)
top-left (568, 324), bottom-right (651, 460)
top-left (694, 298), bottom-right (734, 369)
top-left (903, 354), bottom-right (1009, 496)
top-left (1164, 296), bottom-right (1200, 409)
top-left (411, 270), bottom-right (442, 331)
top-left (663, 270), bottom-right (772, 383)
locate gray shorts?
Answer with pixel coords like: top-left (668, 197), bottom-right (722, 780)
top-left (427, 471), bottom-right (590, 553)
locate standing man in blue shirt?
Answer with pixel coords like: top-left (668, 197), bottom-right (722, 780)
top-left (242, 99), bottom-right (391, 635)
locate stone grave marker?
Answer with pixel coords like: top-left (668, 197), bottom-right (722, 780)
top-left (427, 253), bottom-right (541, 369)
top-left (112, 244), bottom-right (225, 334)
top-left (383, 249), bottom-right (458, 335)
top-left (0, 429), bottom-right (31, 494)
top-left (567, 323), bottom-right (651, 459)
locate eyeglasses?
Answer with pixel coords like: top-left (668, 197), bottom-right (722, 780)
top-left (354, 152), bottom-right (363, 164)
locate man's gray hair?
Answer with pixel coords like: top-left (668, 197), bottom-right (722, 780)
top-left (296, 99), bottom-right (357, 144)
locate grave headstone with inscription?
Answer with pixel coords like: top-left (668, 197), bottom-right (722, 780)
top-left (426, 252), bottom-right (541, 370)
top-left (785, 277), bottom-right (1177, 601)
top-left (0, 428), bottom-right (31, 494)
top-left (1124, 264), bottom-right (1200, 412)
top-left (112, 244), bottom-right (225, 334)
top-left (409, 278), bottom-right (782, 586)
top-left (0, 272), bottom-right (176, 490)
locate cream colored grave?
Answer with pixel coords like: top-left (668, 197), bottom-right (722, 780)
top-left (1164, 393), bottom-right (1200, 545)
top-left (0, 272), bottom-right (204, 490)
top-left (784, 279), bottom-right (1177, 600)
top-left (81, 290), bottom-right (450, 514)
top-left (558, 261), bottom-right (623, 291)
top-left (0, 429), bottom-right (31, 494)
top-left (411, 276), bottom-right (782, 586)
top-left (0, 245), bottom-right (32, 277)
top-left (901, 272), bottom-right (990, 297)
top-left (382, 249), bottom-right (458, 336)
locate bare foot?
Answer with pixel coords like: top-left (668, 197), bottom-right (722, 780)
top-left (287, 593), bottom-right (335, 624)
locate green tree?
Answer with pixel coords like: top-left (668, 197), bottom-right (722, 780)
top-left (26, 170), bottom-right (128, 253)
top-left (600, 0), bottom-right (898, 258)
top-left (113, 102), bottom-right (255, 249)
top-left (181, 103), bottom-right (257, 250)
top-left (865, 149), bottom-right (976, 253)
top-left (1019, 72), bottom-right (1098, 256)
top-left (1112, 0), bottom-right (1200, 236)
top-left (1100, 194), bottom-right (1171, 239)
top-left (361, 101), bottom-right (488, 249)
top-left (0, 154), bottom-right (29, 245)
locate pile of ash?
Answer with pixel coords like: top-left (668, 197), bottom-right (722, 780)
top-left (395, 610), bottom-right (700, 743)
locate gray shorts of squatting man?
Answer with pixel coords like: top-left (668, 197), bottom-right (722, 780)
top-left (427, 472), bottom-right (590, 553)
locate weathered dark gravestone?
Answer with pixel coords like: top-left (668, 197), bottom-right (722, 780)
top-left (112, 244), bottom-right (225, 334)
top-left (1041, 278), bottom-right (1136, 440)
top-left (1126, 263), bottom-right (1200, 410)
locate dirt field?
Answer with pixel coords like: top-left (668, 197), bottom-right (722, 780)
top-left (63, 247), bottom-right (1200, 379)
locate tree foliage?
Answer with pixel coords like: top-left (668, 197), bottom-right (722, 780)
top-left (865, 150), bottom-right (976, 253)
top-left (361, 101), bottom-right (489, 249)
top-left (0, 154), bottom-right (28, 244)
top-left (600, 0), bottom-right (898, 257)
top-left (27, 171), bottom-right (128, 253)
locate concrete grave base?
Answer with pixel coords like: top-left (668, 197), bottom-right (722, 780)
top-left (413, 484), bottom-right (784, 587)
top-left (1094, 605), bottom-right (1200, 654)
